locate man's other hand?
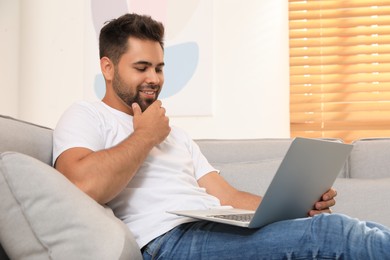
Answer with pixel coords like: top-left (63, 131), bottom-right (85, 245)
top-left (309, 188), bottom-right (337, 216)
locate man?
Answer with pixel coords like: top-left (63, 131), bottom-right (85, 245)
top-left (53, 13), bottom-right (390, 259)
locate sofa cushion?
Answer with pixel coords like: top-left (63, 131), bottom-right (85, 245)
top-left (333, 177), bottom-right (390, 228)
top-left (0, 152), bottom-right (142, 260)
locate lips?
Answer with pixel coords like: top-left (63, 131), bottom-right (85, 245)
top-left (139, 86), bottom-right (159, 99)
top-left (140, 90), bottom-right (156, 99)
top-left (140, 89), bottom-right (156, 95)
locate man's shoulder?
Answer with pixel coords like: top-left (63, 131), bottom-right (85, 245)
top-left (63, 100), bottom-right (112, 119)
top-left (67, 100), bottom-right (103, 112)
top-left (169, 126), bottom-right (195, 147)
top-left (56, 101), bottom-right (107, 129)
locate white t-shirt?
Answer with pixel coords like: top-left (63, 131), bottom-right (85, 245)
top-left (53, 101), bottom-right (221, 247)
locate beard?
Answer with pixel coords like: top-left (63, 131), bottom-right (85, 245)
top-left (112, 70), bottom-right (159, 112)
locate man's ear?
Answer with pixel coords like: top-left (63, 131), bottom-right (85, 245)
top-left (100, 57), bottom-right (114, 81)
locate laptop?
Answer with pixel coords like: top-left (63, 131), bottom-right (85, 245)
top-left (168, 137), bottom-right (353, 228)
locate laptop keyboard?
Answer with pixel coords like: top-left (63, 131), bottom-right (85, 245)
top-left (211, 213), bottom-right (254, 222)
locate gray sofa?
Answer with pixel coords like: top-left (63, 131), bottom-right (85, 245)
top-left (1, 115), bottom-right (390, 259)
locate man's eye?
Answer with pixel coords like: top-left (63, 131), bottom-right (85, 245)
top-left (156, 67), bottom-right (163, 73)
top-left (135, 67), bottom-right (147, 72)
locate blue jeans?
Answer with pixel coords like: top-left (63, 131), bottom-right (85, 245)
top-left (142, 213), bottom-right (390, 259)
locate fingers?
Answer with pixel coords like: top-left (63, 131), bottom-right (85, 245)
top-left (317, 188), bottom-right (337, 210)
top-left (132, 100), bottom-right (163, 116)
top-left (308, 188), bottom-right (337, 217)
top-left (315, 198), bottom-right (336, 211)
top-left (149, 100), bottom-right (165, 113)
top-left (132, 100), bottom-right (170, 145)
top-left (310, 204), bottom-right (334, 216)
top-left (323, 188), bottom-right (337, 201)
top-left (132, 102), bottom-right (142, 116)
top-left (309, 208), bottom-right (332, 217)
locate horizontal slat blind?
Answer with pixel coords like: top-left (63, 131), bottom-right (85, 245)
top-left (289, 0), bottom-right (390, 143)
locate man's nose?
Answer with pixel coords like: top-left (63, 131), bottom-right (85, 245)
top-left (145, 69), bottom-right (160, 84)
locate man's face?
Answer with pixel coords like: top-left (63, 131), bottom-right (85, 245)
top-left (112, 37), bottom-right (165, 112)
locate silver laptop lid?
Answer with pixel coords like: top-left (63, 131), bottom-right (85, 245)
top-left (249, 137), bottom-right (353, 228)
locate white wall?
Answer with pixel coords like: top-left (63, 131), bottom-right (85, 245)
top-left (1, 0), bottom-right (290, 139)
top-left (0, 0), bottom-right (20, 117)
top-left (18, 0), bottom-right (85, 126)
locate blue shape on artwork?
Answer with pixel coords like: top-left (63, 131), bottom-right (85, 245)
top-left (94, 74), bottom-right (106, 99)
top-left (94, 42), bottom-right (199, 99)
top-left (160, 42), bottom-right (199, 99)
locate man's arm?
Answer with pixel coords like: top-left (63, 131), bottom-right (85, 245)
top-left (198, 171), bottom-right (337, 215)
top-left (55, 101), bottom-right (170, 204)
top-left (198, 171), bottom-right (262, 210)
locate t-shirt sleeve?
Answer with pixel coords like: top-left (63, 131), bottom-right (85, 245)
top-left (52, 102), bottom-right (105, 166)
top-left (185, 135), bottom-right (219, 180)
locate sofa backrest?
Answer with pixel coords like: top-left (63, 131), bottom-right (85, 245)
top-left (196, 138), bottom-right (294, 196)
top-left (195, 138), bottom-right (348, 195)
top-left (0, 115), bottom-right (53, 165)
top-left (196, 138), bottom-right (348, 196)
top-left (4, 114), bottom-right (387, 183)
top-left (349, 138), bottom-right (390, 179)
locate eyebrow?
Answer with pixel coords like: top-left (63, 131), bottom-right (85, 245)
top-left (133, 61), bottom-right (165, 67)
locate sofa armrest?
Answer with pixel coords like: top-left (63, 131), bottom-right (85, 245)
top-left (0, 115), bottom-right (53, 165)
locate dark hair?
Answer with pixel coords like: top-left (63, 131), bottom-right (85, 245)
top-left (99, 13), bottom-right (165, 65)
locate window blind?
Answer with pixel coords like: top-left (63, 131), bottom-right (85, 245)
top-left (289, 0), bottom-right (390, 143)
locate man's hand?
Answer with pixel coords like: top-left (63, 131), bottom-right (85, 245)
top-left (308, 188), bottom-right (337, 216)
top-left (132, 100), bottom-right (171, 145)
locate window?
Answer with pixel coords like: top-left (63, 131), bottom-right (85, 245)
top-left (289, 0), bottom-right (390, 143)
